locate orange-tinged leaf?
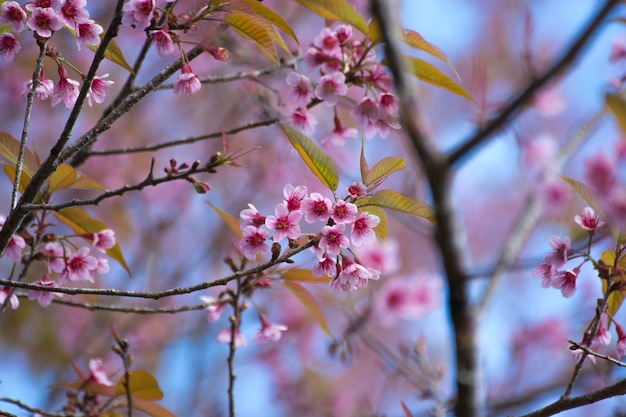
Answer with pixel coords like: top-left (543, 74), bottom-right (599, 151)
top-left (600, 250), bottom-right (626, 322)
top-left (281, 124), bottom-right (339, 191)
top-left (52, 380), bottom-right (116, 397)
top-left (87, 38), bottom-right (134, 74)
top-left (48, 163), bottom-right (105, 194)
top-left (364, 157), bottom-right (405, 187)
top-left (54, 207), bottom-right (130, 275)
top-left (360, 205), bottom-right (388, 241)
top-left (4, 164), bottom-right (31, 194)
top-left (123, 399), bottom-right (176, 417)
top-left (239, 0), bottom-right (298, 43)
top-left (224, 12), bottom-right (278, 63)
top-left (404, 56), bottom-right (473, 101)
top-left (404, 29), bottom-right (460, 81)
top-left (368, 190), bottom-right (435, 223)
top-left (561, 176), bottom-right (603, 218)
top-left (115, 370), bottom-right (163, 400)
top-left (206, 202), bottom-right (243, 239)
top-left (283, 280), bottom-right (333, 338)
top-left (360, 136), bottom-right (368, 182)
top-left (0, 131), bottom-right (40, 176)
top-left (101, 412), bottom-right (124, 417)
top-left (606, 93), bottom-right (626, 134)
top-left (401, 400), bottom-right (414, 417)
top-left (293, 0), bottom-right (368, 34)
top-left (281, 268), bottom-right (331, 284)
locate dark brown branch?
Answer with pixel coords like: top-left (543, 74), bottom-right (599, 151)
top-left (448, 0), bottom-right (621, 166)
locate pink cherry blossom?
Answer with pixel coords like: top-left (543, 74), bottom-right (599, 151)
top-left (150, 26), bottom-right (176, 56)
top-left (350, 212), bottom-right (380, 246)
top-left (265, 203), bottom-right (302, 242)
top-left (301, 193), bottom-right (332, 223)
top-left (584, 152), bottom-right (616, 195)
top-left (285, 72), bottom-right (314, 108)
top-left (378, 92), bottom-right (399, 118)
top-left (0, 33), bottom-right (21, 62)
top-left (76, 19), bottom-right (103, 50)
top-left (353, 239), bottom-right (400, 275)
top-left (592, 315), bottom-right (611, 348)
top-left (303, 47), bottom-right (328, 69)
top-left (533, 86), bottom-right (566, 118)
top-left (28, 275), bottom-right (62, 307)
top-left (315, 72), bottom-right (348, 106)
top-left (59, 0), bottom-right (89, 27)
top-left (0, 2), bottom-right (27, 32)
top-left (122, 0), bottom-right (155, 30)
top-left (322, 116), bottom-right (357, 147)
top-left (375, 276), bottom-right (441, 326)
top-left (240, 204), bottom-right (266, 229)
top-left (283, 184), bottom-right (307, 212)
top-left (312, 255), bottom-right (337, 277)
top-left (543, 235), bottom-right (571, 269)
top-left (290, 107), bottom-right (317, 135)
top-left (610, 36), bottom-right (626, 62)
top-left (239, 225), bottom-right (270, 259)
top-left (331, 200), bottom-right (358, 224)
top-left (25, 0), bottom-right (58, 12)
top-left (313, 27), bottom-right (340, 55)
top-left (347, 182), bottom-right (367, 199)
top-left (27, 7), bottom-right (63, 38)
top-left (366, 64), bottom-right (393, 92)
top-left (87, 359), bottom-right (112, 386)
top-left (551, 267), bottom-right (579, 298)
top-left (199, 295), bottom-right (225, 322)
top-left (330, 257), bottom-right (380, 292)
top-left (319, 224), bottom-right (349, 255)
top-left (94, 258), bottom-right (109, 275)
top-left (335, 24), bottom-right (352, 45)
top-left (217, 328), bottom-right (247, 348)
top-left (253, 315), bottom-right (287, 344)
top-left (174, 63), bottom-right (201, 95)
top-left (87, 74), bottom-right (114, 106)
top-left (0, 286), bottom-right (19, 310)
top-left (5, 234), bottom-right (25, 263)
top-left (43, 241), bottom-right (65, 273)
top-left (532, 262), bottom-right (554, 288)
top-left (22, 70), bottom-right (54, 100)
top-left (574, 207), bottom-right (604, 232)
top-left (59, 247), bottom-right (98, 283)
top-left (85, 229), bottom-right (116, 253)
top-left (351, 96), bottom-right (379, 127)
top-left (617, 324), bottom-right (626, 358)
top-left (51, 66), bottom-right (80, 109)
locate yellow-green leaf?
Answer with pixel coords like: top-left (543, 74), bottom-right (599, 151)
top-left (561, 176), bottom-right (603, 218)
top-left (606, 93), bottom-right (626, 133)
top-left (206, 202), bottom-right (243, 239)
top-left (3, 164), bottom-right (31, 194)
top-left (359, 136), bottom-right (368, 182)
top-left (281, 268), bottom-right (331, 283)
top-left (293, 0), bottom-right (368, 34)
top-left (124, 399), bottom-right (176, 417)
top-left (115, 370), bottom-right (163, 400)
top-left (239, 0), bottom-right (298, 43)
top-left (404, 30), bottom-right (460, 81)
top-left (281, 124), bottom-right (338, 191)
top-left (48, 163), bottom-right (105, 194)
top-left (0, 131), bottom-right (40, 177)
top-left (359, 205), bottom-right (388, 241)
top-left (368, 190), bottom-right (435, 223)
top-left (54, 207), bottom-right (131, 275)
top-left (403, 56), bottom-right (473, 101)
top-left (283, 280), bottom-right (333, 338)
top-left (364, 157), bottom-right (405, 187)
top-left (87, 39), bottom-right (134, 74)
top-left (601, 250), bottom-right (626, 322)
top-left (224, 12), bottom-right (278, 63)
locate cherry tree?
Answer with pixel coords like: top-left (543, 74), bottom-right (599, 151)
top-left (1, 1), bottom-right (626, 416)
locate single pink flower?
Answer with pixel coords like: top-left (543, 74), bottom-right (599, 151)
top-left (25, 0), bottom-right (58, 12)
top-left (94, 258), bottom-right (109, 275)
top-left (532, 262), bottom-right (554, 288)
top-left (331, 200), bottom-right (358, 224)
top-left (283, 184), bottom-right (307, 212)
top-left (592, 314), bottom-right (611, 348)
top-left (353, 239), bottom-right (400, 275)
top-left (253, 315), bottom-right (287, 344)
top-left (315, 72), bottom-right (347, 106)
top-left (322, 116), bottom-right (357, 147)
top-left (76, 19), bottom-right (102, 50)
top-left (51, 66), bottom-right (80, 109)
top-left (0, 286), bottom-right (19, 310)
top-left (335, 24), bottom-right (352, 45)
top-left (312, 255), bottom-right (337, 277)
top-left (0, 33), bottom-right (21, 62)
top-left (331, 257), bottom-right (380, 292)
top-left (265, 203), bottom-right (302, 242)
top-left (28, 275), bottom-right (62, 307)
top-left (216, 328), bottom-right (247, 348)
top-left (239, 225), bottom-right (270, 259)
top-left (174, 63), bottom-right (201, 95)
top-left (285, 72), bottom-right (314, 108)
top-left (319, 224), bottom-right (349, 255)
top-left (22, 70), bottom-right (54, 100)
top-left (27, 7), bottom-right (63, 38)
top-left (122, 0), bottom-right (155, 30)
top-left (150, 26), bottom-right (176, 56)
top-left (43, 241), bottom-right (65, 273)
top-left (59, 0), bottom-right (89, 27)
top-left (584, 152), bottom-right (617, 195)
top-left (87, 359), bottom-right (113, 386)
top-left (378, 92), bottom-right (399, 118)
top-left (366, 64), bottom-right (393, 92)
top-left (240, 204), bottom-right (266, 229)
top-left (85, 229), bottom-right (116, 253)
top-left (0, 2), bottom-right (27, 32)
top-left (351, 96), bottom-right (379, 126)
top-left (574, 207), bottom-right (604, 232)
top-left (301, 192), bottom-right (332, 223)
top-left (617, 324), bottom-right (626, 358)
top-left (544, 235), bottom-right (571, 269)
top-left (87, 74), bottom-right (114, 106)
top-left (313, 27), bottom-right (340, 55)
top-left (350, 212), bottom-right (380, 246)
top-left (60, 247), bottom-right (98, 283)
top-left (551, 267), bottom-right (579, 298)
top-left (5, 234), bottom-right (25, 263)
top-left (375, 276), bottom-right (441, 326)
top-left (303, 46), bottom-right (328, 69)
top-left (290, 107), bottom-right (317, 135)
top-left (199, 295), bottom-right (225, 322)
top-left (347, 182), bottom-right (367, 199)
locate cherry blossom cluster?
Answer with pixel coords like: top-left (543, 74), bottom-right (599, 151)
top-left (286, 24), bottom-right (400, 145)
top-left (0, 0), bottom-right (113, 108)
top-left (0, 215), bottom-right (115, 309)
top-left (239, 183), bottom-right (382, 292)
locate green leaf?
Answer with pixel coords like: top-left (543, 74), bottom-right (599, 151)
top-left (206, 201), bottom-right (243, 239)
top-left (3, 164), bottom-right (31, 194)
top-left (404, 30), bottom-right (461, 81)
top-left (281, 268), bottom-right (331, 283)
top-left (87, 39), bottom-right (134, 74)
top-left (403, 56), bottom-right (473, 101)
top-left (359, 205), bottom-right (388, 241)
top-left (606, 93), bottom-right (626, 133)
top-left (364, 157), bottom-right (405, 188)
top-left (54, 207), bottom-right (131, 275)
top-left (47, 163), bottom-right (105, 194)
top-left (0, 131), bottom-right (40, 177)
top-left (281, 124), bottom-right (339, 191)
top-left (115, 370), bottom-right (164, 401)
top-left (128, 399), bottom-right (177, 417)
top-left (369, 19), bottom-right (382, 43)
top-left (368, 190), bottom-right (435, 223)
top-left (293, 0), bottom-right (368, 34)
top-left (359, 136), bottom-right (368, 182)
top-left (239, 0), bottom-right (299, 43)
top-left (560, 176), bottom-right (603, 218)
top-left (282, 280), bottom-right (333, 338)
top-left (224, 12), bottom-right (278, 63)
top-left (601, 250), bottom-right (626, 323)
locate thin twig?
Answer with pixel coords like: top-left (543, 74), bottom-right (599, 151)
top-left (44, 298), bottom-right (217, 314)
top-left (567, 339), bottom-right (626, 367)
top-left (0, 397), bottom-right (69, 417)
